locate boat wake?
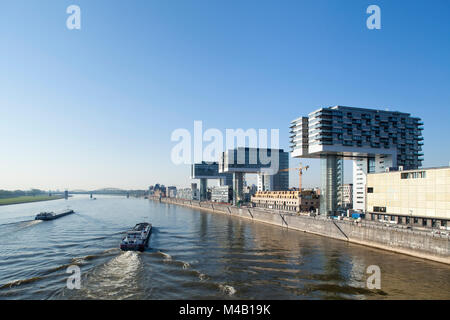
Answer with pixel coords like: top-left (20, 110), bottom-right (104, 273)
top-left (145, 250), bottom-right (237, 297)
top-left (219, 284), bottom-right (237, 296)
top-left (0, 220), bottom-right (41, 234)
top-left (0, 276), bottom-right (45, 290)
top-left (0, 248), bottom-right (119, 294)
top-left (64, 251), bottom-right (144, 299)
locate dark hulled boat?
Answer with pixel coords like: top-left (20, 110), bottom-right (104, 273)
top-left (35, 209), bottom-right (74, 221)
top-left (120, 223), bottom-right (152, 251)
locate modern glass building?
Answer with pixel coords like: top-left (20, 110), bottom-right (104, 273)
top-left (191, 162), bottom-right (233, 201)
top-left (219, 147), bottom-right (289, 205)
top-left (290, 106), bottom-right (424, 215)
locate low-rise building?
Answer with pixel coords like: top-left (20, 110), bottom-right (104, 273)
top-left (251, 190), bottom-right (319, 212)
top-left (211, 186), bottom-right (233, 203)
top-left (154, 189), bottom-right (165, 198)
top-left (176, 188), bottom-right (200, 201)
top-left (167, 186), bottom-right (177, 198)
top-left (366, 166), bottom-right (450, 228)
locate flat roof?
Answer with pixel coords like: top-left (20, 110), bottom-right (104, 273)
top-left (307, 105), bottom-right (412, 117)
top-left (368, 166), bottom-right (450, 175)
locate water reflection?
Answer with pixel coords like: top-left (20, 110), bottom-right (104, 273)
top-left (0, 195), bottom-right (448, 300)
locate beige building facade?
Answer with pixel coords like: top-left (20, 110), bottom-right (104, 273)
top-left (251, 190), bottom-right (319, 213)
top-left (366, 167), bottom-right (450, 228)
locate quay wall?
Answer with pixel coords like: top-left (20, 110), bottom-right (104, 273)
top-left (153, 197), bottom-right (450, 265)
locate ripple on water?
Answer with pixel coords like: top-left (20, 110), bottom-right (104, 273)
top-left (1, 196), bottom-right (450, 300)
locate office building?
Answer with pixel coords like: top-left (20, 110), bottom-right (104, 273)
top-left (211, 185), bottom-right (233, 203)
top-left (176, 187), bottom-right (200, 201)
top-left (167, 186), bottom-right (177, 198)
top-left (219, 147), bottom-right (289, 205)
top-left (290, 106), bottom-right (423, 215)
top-left (191, 162), bottom-right (233, 201)
top-left (366, 166), bottom-right (450, 228)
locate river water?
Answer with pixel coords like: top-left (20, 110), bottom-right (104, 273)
top-left (0, 195), bottom-right (448, 300)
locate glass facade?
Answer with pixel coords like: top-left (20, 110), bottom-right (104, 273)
top-left (320, 155), bottom-right (344, 215)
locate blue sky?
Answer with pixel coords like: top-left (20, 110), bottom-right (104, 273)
top-left (1, 0), bottom-right (449, 190)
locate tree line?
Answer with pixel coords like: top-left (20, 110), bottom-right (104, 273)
top-left (0, 189), bottom-right (47, 199)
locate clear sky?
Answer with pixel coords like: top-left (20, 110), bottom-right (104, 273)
top-left (1, 0), bottom-right (449, 190)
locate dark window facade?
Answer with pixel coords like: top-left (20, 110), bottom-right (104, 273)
top-left (373, 206), bottom-right (386, 213)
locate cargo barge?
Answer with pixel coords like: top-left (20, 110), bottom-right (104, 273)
top-left (35, 209), bottom-right (74, 221)
top-left (120, 223), bottom-right (152, 251)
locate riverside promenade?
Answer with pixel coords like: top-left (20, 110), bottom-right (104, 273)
top-left (151, 197), bottom-right (450, 265)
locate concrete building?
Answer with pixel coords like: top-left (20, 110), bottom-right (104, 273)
top-left (290, 106), bottom-right (423, 215)
top-left (191, 162), bottom-right (233, 201)
top-left (167, 186), bottom-right (177, 198)
top-left (176, 187), bottom-right (200, 201)
top-left (338, 184), bottom-right (353, 209)
top-left (219, 147), bottom-right (289, 205)
top-left (251, 190), bottom-right (319, 213)
top-left (366, 166), bottom-right (450, 228)
top-left (211, 185), bottom-right (233, 203)
top-left (153, 184), bottom-right (166, 197)
top-left (154, 188), bottom-right (165, 198)
top-left (243, 184), bottom-right (258, 202)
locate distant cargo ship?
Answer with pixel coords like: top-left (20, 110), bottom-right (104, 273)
top-left (120, 223), bottom-right (152, 251)
top-left (35, 209), bottom-right (74, 221)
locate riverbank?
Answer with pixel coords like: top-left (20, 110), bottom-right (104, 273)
top-left (152, 197), bottom-right (450, 265)
top-left (0, 195), bottom-right (64, 206)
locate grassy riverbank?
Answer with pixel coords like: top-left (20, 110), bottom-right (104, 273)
top-left (0, 195), bottom-right (64, 206)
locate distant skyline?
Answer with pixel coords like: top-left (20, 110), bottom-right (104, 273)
top-left (1, 0), bottom-right (449, 190)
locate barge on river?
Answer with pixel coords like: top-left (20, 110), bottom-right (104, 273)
top-left (120, 223), bottom-right (152, 252)
top-left (35, 209), bottom-right (74, 221)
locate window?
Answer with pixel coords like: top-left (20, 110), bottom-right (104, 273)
top-left (401, 171), bottom-right (426, 179)
top-left (367, 187), bottom-right (374, 193)
top-left (442, 220), bottom-right (447, 227)
top-left (373, 206), bottom-right (386, 213)
top-left (422, 219), bottom-right (427, 227)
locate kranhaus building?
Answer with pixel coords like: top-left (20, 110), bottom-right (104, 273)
top-left (290, 106), bottom-right (423, 215)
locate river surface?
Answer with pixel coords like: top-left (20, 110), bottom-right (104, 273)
top-left (0, 195), bottom-right (449, 300)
